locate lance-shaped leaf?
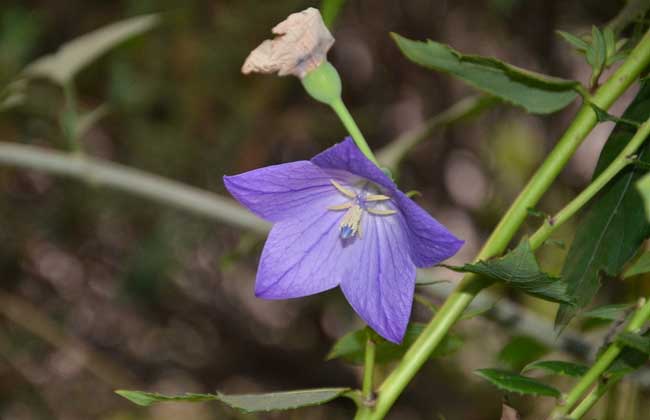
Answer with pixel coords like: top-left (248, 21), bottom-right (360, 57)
top-left (521, 360), bottom-right (589, 377)
top-left (556, 81), bottom-right (650, 330)
top-left (23, 14), bottom-right (159, 85)
top-left (445, 241), bottom-right (574, 304)
top-left (581, 303), bottom-right (634, 321)
top-left (624, 251), bottom-right (650, 278)
top-left (474, 369), bottom-right (561, 398)
top-left (116, 388), bottom-right (350, 413)
top-left (326, 323), bottom-right (462, 365)
top-left (391, 33), bottom-right (580, 114)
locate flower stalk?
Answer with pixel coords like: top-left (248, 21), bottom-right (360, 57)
top-left (549, 297), bottom-right (650, 419)
top-left (368, 26), bottom-right (650, 420)
top-left (362, 330), bottom-right (376, 401)
top-left (529, 116), bottom-right (650, 250)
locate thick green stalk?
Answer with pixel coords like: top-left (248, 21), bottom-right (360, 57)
top-left (330, 97), bottom-right (380, 166)
top-left (362, 332), bottom-right (376, 400)
top-left (550, 298), bottom-right (650, 418)
top-left (355, 332), bottom-right (377, 420)
top-left (369, 27), bottom-right (650, 420)
top-left (567, 375), bottom-right (621, 420)
top-left (529, 118), bottom-right (650, 249)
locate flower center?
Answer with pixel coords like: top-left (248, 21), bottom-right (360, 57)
top-left (327, 179), bottom-right (397, 239)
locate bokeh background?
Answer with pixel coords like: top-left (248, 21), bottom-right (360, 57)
top-left (0, 0), bottom-right (643, 419)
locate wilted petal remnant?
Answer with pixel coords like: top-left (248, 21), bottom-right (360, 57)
top-left (241, 7), bottom-right (334, 78)
top-left (224, 139), bottom-right (463, 343)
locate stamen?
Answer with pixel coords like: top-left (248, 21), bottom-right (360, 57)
top-left (330, 179), bottom-right (356, 198)
top-left (339, 204), bottom-right (363, 239)
top-left (365, 194), bottom-right (391, 202)
top-left (328, 202), bottom-right (353, 211)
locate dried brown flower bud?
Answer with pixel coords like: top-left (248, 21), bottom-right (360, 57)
top-left (242, 8), bottom-right (334, 78)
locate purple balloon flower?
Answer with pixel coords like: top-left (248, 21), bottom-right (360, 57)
top-left (224, 138), bottom-right (463, 343)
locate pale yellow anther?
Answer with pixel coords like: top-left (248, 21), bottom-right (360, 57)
top-left (330, 179), bottom-right (356, 198)
top-left (328, 202), bottom-right (353, 211)
top-left (365, 194), bottom-right (391, 202)
top-left (368, 208), bottom-right (397, 216)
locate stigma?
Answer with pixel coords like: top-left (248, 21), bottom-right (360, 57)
top-left (327, 179), bottom-right (397, 240)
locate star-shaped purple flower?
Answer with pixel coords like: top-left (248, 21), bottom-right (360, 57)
top-left (224, 138), bottom-right (463, 343)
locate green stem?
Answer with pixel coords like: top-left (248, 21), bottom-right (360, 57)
top-left (376, 95), bottom-right (498, 172)
top-left (61, 82), bottom-right (80, 151)
top-left (568, 375), bottom-right (622, 420)
top-left (550, 298), bottom-right (650, 419)
top-left (0, 142), bottom-right (271, 234)
top-left (330, 97), bottom-right (380, 166)
top-left (369, 27), bottom-right (650, 420)
top-left (529, 118), bottom-right (650, 249)
top-left (355, 331), bottom-right (377, 420)
top-left (362, 331), bottom-right (376, 401)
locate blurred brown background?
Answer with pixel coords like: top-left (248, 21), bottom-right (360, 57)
top-left (0, 0), bottom-right (637, 419)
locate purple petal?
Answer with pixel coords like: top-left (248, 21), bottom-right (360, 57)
top-left (395, 194), bottom-right (464, 267)
top-left (339, 213), bottom-right (416, 344)
top-left (255, 206), bottom-right (344, 299)
top-left (312, 138), bottom-right (463, 267)
top-left (312, 137), bottom-right (398, 194)
top-left (223, 161), bottom-right (337, 222)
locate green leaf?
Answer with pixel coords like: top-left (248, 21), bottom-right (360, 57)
top-left (616, 331), bottom-right (650, 354)
top-left (556, 30), bottom-right (589, 51)
top-left (445, 240), bottom-right (574, 304)
top-left (624, 251), bottom-right (650, 278)
top-left (391, 33), bottom-right (579, 114)
top-left (474, 369), bottom-right (561, 398)
top-left (521, 360), bottom-right (589, 377)
top-left (326, 324), bottom-right (462, 364)
top-left (555, 81), bottom-right (650, 330)
top-left (604, 27), bottom-right (617, 60)
top-left (23, 14), bottom-right (159, 85)
top-left (581, 303), bottom-right (634, 321)
top-left (587, 26), bottom-right (607, 85)
top-left (116, 388), bottom-right (350, 412)
top-left (115, 391), bottom-right (218, 406)
top-left (498, 335), bottom-right (549, 371)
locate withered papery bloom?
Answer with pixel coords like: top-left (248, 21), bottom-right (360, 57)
top-left (224, 138), bottom-right (463, 343)
top-left (241, 7), bottom-right (334, 78)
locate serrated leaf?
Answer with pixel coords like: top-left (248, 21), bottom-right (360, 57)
top-left (498, 335), bottom-right (549, 371)
top-left (616, 331), bottom-right (650, 354)
top-left (556, 30), bottom-right (589, 51)
top-left (115, 390), bottom-right (218, 406)
top-left (474, 369), bottom-right (561, 398)
top-left (445, 240), bottom-right (574, 304)
top-left (556, 81), bottom-right (650, 330)
top-left (391, 33), bottom-right (579, 114)
top-left (23, 14), bottom-right (159, 84)
top-left (581, 303), bottom-right (634, 320)
top-left (116, 388), bottom-right (350, 412)
top-left (521, 360), bottom-right (589, 377)
top-left (326, 324), bottom-right (462, 364)
top-left (624, 251), bottom-right (650, 278)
